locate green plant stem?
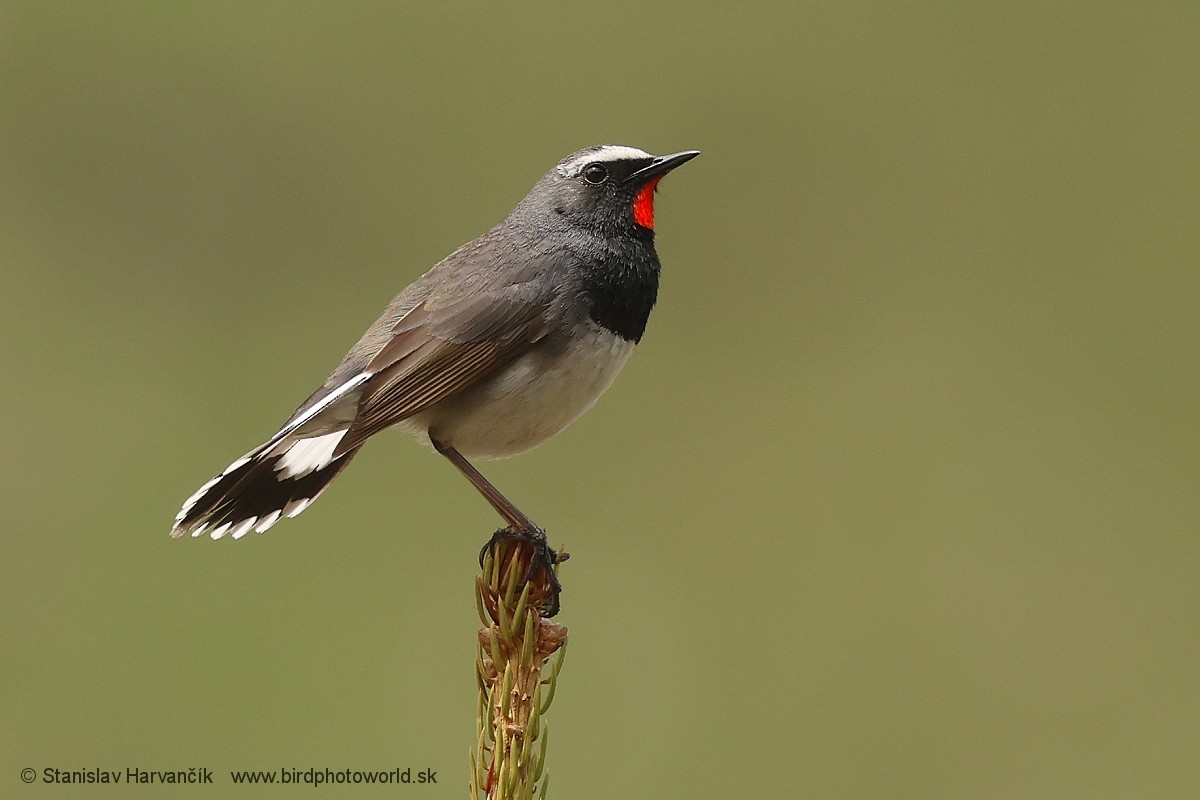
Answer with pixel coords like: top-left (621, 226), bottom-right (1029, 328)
top-left (471, 538), bottom-right (567, 800)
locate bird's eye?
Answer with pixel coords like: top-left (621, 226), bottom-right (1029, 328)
top-left (583, 163), bottom-right (608, 185)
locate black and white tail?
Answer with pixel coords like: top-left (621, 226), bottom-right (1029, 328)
top-left (172, 368), bottom-right (377, 539)
top-left (171, 431), bottom-right (360, 539)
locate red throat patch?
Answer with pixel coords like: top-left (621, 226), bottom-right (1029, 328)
top-left (633, 177), bottom-right (662, 229)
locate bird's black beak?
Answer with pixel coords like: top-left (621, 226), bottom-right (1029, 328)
top-left (626, 150), bottom-right (701, 184)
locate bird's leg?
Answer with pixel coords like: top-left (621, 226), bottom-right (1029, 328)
top-left (431, 437), bottom-right (566, 615)
top-left (431, 437), bottom-right (536, 530)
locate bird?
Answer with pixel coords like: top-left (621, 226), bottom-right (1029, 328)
top-left (171, 144), bottom-right (699, 611)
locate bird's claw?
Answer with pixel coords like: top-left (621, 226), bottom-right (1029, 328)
top-left (478, 526), bottom-right (568, 617)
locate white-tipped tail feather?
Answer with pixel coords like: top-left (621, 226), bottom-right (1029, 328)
top-left (284, 497), bottom-right (313, 518)
top-left (172, 373), bottom-right (371, 540)
top-left (274, 432), bottom-right (345, 479)
top-left (254, 510), bottom-right (282, 533)
top-left (172, 438), bottom-right (357, 540)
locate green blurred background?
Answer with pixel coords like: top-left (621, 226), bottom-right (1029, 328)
top-left (3, 2), bottom-right (1198, 797)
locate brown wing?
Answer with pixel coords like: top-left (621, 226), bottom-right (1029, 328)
top-left (334, 284), bottom-right (553, 452)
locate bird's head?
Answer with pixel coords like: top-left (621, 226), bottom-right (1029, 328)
top-left (524, 145), bottom-right (700, 236)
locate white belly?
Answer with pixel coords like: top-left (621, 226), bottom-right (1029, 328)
top-left (404, 325), bottom-right (635, 459)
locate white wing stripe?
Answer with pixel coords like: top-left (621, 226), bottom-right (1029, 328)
top-left (274, 372), bottom-right (371, 440)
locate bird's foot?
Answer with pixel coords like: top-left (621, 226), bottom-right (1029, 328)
top-left (479, 526), bottom-right (569, 617)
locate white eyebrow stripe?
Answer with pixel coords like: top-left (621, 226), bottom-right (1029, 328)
top-left (556, 145), bottom-right (653, 176)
